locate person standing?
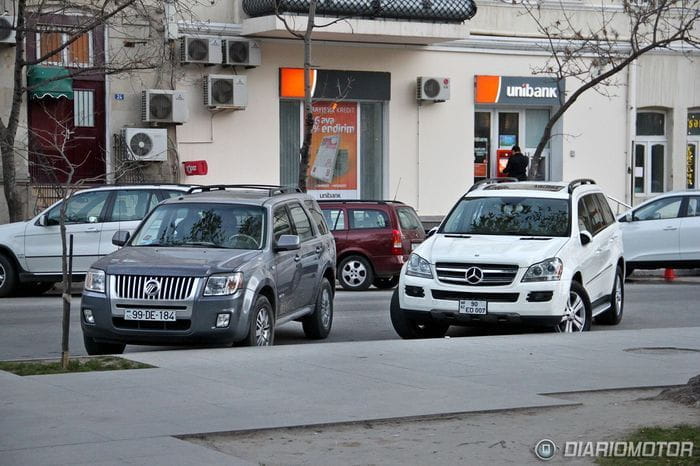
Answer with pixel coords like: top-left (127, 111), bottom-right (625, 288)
top-left (503, 145), bottom-right (529, 181)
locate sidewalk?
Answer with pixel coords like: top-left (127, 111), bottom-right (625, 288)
top-left (1, 327), bottom-right (699, 465)
top-left (628, 268), bottom-right (700, 284)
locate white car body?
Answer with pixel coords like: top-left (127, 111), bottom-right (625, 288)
top-left (619, 191), bottom-right (700, 270)
top-left (0, 185), bottom-right (190, 296)
top-left (393, 180), bottom-right (624, 335)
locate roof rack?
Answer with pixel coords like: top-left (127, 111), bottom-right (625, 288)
top-left (186, 184), bottom-right (302, 196)
top-left (567, 179), bottom-right (596, 194)
top-left (467, 177), bottom-right (518, 193)
top-left (316, 199), bottom-right (405, 204)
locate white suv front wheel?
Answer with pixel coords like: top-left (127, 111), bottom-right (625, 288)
top-left (555, 282), bottom-right (592, 333)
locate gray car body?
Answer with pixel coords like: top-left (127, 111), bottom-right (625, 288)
top-left (81, 190), bottom-right (336, 346)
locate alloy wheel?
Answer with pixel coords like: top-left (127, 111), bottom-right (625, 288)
top-left (320, 287), bottom-right (332, 330)
top-left (342, 260), bottom-right (367, 287)
top-left (614, 279), bottom-right (623, 315)
top-left (255, 308), bottom-right (272, 346)
top-left (557, 291), bottom-right (586, 333)
top-left (0, 263), bottom-right (5, 289)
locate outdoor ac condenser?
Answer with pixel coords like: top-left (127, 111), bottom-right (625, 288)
top-left (180, 36), bottom-right (223, 65)
top-left (417, 76), bottom-right (450, 102)
top-left (121, 128), bottom-right (168, 162)
top-left (203, 75), bottom-right (247, 109)
top-left (0, 16), bottom-right (16, 45)
top-left (222, 39), bottom-right (261, 67)
top-left (141, 89), bottom-right (189, 124)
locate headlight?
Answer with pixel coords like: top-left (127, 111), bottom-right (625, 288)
top-left (406, 253), bottom-right (433, 279)
top-left (84, 269), bottom-right (106, 293)
top-left (522, 258), bottom-right (563, 282)
top-left (204, 273), bottom-right (243, 296)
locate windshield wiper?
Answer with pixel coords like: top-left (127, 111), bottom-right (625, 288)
top-left (519, 236), bottom-right (553, 240)
top-left (444, 234), bottom-right (472, 238)
top-left (183, 241), bottom-right (229, 249)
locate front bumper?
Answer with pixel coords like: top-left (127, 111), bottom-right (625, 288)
top-left (80, 289), bottom-right (253, 346)
top-left (399, 271), bottom-right (570, 327)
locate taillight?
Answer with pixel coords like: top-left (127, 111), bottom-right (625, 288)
top-left (392, 229), bottom-right (404, 255)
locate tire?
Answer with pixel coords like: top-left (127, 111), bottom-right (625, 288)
top-left (338, 255), bottom-right (373, 291)
top-left (596, 266), bottom-right (624, 325)
top-left (302, 279), bottom-right (334, 339)
top-left (373, 276), bottom-right (399, 289)
top-left (555, 281), bottom-right (592, 333)
top-left (83, 334), bottom-right (126, 355)
top-left (0, 254), bottom-right (18, 298)
top-left (241, 295), bottom-right (275, 347)
top-left (390, 289), bottom-right (449, 339)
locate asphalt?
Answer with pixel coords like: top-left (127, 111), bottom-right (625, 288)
top-left (1, 326), bottom-right (699, 465)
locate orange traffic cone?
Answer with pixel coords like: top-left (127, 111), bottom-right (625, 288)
top-left (664, 268), bottom-right (676, 281)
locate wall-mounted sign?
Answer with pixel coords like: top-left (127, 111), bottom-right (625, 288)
top-left (183, 160), bottom-right (208, 176)
top-left (114, 93), bottom-right (125, 101)
top-left (689, 112), bottom-right (700, 136)
top-left (280, 68), bottom-right (391, 101)
top-left (475, 76), bottom-right (564, 106)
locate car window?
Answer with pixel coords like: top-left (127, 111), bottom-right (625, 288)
top-left (594, 193), bottom-right (616, 227)
top-left (289, 203), bottom-right (314, 242)
top-left (349, 209), bottom-right (390, 230)
top-left (397, 207), bottom-right (422, 230)
top-left (581, 195), bottom-right (606, 235)
top-left (322, 208), bottom-right (346, 231)
top-left (685, 197), bottom-right (700, 217)
top-left (163, 190), bottom-right (185, 199)
top-left (304, 200), bottom-right (329, 235)
top-left (131, 203), bottom-right (265, 249)
top-left (46, 191), bottom-right (110, 225)
top-left (442, 196), bottom-right (569, 237)
top-left (111, 190), bottom-right (159, 222)
top-left (577, 198), bottom-right (594, 233)
top-left (633, 197), bottom-right (682, 221)
top-left (273, 206), bottom-right (293, 242)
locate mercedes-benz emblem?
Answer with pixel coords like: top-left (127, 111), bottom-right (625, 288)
top-left (465, 266), bottom-right (484, 285)
top-left (144, 279), bottom-right (161, 297)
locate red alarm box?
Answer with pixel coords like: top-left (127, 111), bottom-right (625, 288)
top-left (183, 160), bottom-right (208, 176)
top-left (496, 150), bottom-right (512, 177)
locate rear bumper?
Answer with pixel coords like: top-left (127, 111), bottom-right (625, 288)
top-left (371, 254), bottom-right (407, 277)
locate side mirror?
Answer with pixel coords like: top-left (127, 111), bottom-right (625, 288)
top-left (37, 215), bottom-right (48, 226)
top-left (580, 230), bottom-right (593, 246)
top-left (275, 234), bottom-right (301, 251)
top-left (112, 230), bottom-right (130, 247)
top-left (426, 227), bottom-right (438, 238)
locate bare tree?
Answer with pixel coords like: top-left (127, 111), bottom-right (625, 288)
top-left (0, 0), bottom-right (201, 221)
top-left (518, 0), bottom-right (699, 179)
top-left (273, 0), bottom-right (354, 191)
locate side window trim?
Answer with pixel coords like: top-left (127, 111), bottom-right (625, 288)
top-left (288, 201), bottom-right (315, 242)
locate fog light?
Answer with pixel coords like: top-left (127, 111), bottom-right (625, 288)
top-left (216, 313), bottom-right (231, 328)
top-left (83, 309), bottom-right (95, 324)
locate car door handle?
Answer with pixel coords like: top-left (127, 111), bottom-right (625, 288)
top-left (315, 246), bottom-right (322, 254)
top-left (294, 255), bottom-right (301, 262)
top-left (85, 227), bottom-right (100, 232)
top-left (663, 226), bottom-right (678, 231)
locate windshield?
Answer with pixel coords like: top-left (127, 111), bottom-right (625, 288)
top-left (441, 196), bottom-right (570, 237)
top-left (131, 203), bottom-right (265, 249)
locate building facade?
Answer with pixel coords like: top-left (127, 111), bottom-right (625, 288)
top-left (0, 0), bottom-right (698, 223)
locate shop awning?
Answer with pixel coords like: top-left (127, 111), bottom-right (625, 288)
top-left (27, 66), bottom-right (74, 100)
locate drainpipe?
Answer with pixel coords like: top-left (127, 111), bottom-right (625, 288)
top-left (625, 59), bottom-right (637, 206)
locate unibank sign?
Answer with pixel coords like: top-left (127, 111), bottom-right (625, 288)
top-left (475, 75), bottom-right (564, 106)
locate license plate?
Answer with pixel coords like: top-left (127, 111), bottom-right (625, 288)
top-left (459, 300), bottom-right (487, 315)
top-left (124, 309), bottom-right (176, 321)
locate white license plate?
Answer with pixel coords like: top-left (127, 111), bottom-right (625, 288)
top-left (459, 300), bottom-right (487, 315)
top-left (124, 309), bottom-right (176, 321)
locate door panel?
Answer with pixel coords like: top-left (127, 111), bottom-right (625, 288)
top-left (288, 203), bottom-right (320, 310)
top-left (24, 190), bottom-right (111, 274)
top-left (680, 197), bottom-right (700, 260)
top-left (272, 206), bottom-right (297, 315)
top-left (622, 197), bottom-right (683, 262)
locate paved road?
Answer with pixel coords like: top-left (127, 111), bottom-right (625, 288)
top-left (0, 281), bottom-right (698, 360)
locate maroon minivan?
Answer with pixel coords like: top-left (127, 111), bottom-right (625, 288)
top-left (318, 200), bottom-right (425, 290)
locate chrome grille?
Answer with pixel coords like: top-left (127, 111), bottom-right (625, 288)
top-left (435, 262), bottom-right (519, 286)
top-left (113, 275), bottom-right (197, 300)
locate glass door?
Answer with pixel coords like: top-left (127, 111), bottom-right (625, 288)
top-left (496, 112), bottom-right (519, 177)
top-left (474, 112), bottom-right (490, 181)
top-left (688, 141), bottom-right (698, 189)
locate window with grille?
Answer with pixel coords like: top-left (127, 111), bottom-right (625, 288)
top-left (36, 31), bottom-right (93, 67)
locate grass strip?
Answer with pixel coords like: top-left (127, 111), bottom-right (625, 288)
top-left (0, 356), bottom-right (153, 376)
top-left (596, 425), bottom-right (699, 465)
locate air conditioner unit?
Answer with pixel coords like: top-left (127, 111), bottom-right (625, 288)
top-left (121, 128), bottom-right (168, 162)
top-left (141, 89), bottom-right (188, 124)
top-left (417, 76), bottom-right (450, 102)
top-left (179, 36), bottom-right (222, 65)
top-left (203, 75), bottom-right (247, 109)
top-left (222, 39), bottom-right (261, 67)
top-left (0, 16), bottom-right (16, 45)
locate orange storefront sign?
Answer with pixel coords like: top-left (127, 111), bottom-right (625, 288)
top-left (474, 75), bottom-right (501, 104)
top-left (279, 68), bottom-right (317, 98)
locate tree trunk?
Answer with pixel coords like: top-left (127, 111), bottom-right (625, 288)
top-left (297, 0), bottom-right (317, 192)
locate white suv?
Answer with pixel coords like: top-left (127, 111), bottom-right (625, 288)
top-left (0, 185), bottom-right (189, 297)
top-left (391, 179), bottom-right (625, 336)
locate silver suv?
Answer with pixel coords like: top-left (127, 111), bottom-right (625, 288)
top-left (80, 185), bottom-right (336, 354)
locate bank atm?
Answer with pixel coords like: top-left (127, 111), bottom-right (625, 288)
top-left (496, 149), bottom-right (512, 177)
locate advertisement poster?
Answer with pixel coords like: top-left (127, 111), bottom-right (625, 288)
top-left (306, 101), bottom-right (359, 199)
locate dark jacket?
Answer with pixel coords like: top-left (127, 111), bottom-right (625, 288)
top-left (503, 153), bottom-right (529, 181)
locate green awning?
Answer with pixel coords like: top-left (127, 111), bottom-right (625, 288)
top-left (27, 66), bottom-right (73, 100)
